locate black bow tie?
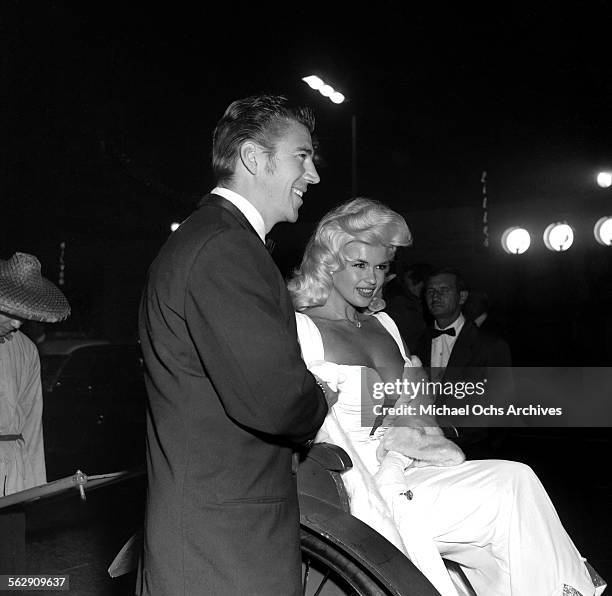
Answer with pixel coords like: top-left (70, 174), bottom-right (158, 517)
top-left (432, 327), bottom-right (456, 338)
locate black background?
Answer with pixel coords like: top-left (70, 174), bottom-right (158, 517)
top-left (3, 2), bottom-right (612, 352)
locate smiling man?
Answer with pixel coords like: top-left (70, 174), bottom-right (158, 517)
top-left (138, 95), bottom-right (331, 596)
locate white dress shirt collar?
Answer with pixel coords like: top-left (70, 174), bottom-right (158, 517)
top-left (431, 313), bottom-right (466, 371)
top-left (211, 187), bottom-right (266, 244)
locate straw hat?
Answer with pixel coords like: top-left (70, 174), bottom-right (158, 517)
top-left (0, 253), bottom-right (70, 322)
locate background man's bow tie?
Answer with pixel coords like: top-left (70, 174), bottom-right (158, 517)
top-left (432, 327), bottom-right (456, 338)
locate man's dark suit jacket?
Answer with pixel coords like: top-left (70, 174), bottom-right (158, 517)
top-left (416, 320), bottom-right (513, 444)
top-left (417, 319), bottom-right (512, 377)
top-left (138, 194), bottom-right (328, 596)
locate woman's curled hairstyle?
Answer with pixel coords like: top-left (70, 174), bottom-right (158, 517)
top-left (288, 198), bottom-right (412, 311)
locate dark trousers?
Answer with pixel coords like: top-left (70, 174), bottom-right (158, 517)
top-left (0, 509), bottom-right (26, 573)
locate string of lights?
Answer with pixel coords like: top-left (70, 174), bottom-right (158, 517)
top-left (481, 170), bottom-right (489, 248)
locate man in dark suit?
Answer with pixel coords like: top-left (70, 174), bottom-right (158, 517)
top-left (138, 95), bottom-right (330, 595)
top-left (416, 268), bottom-right (513, 454)
top-left (384, 261), bottom-right (433, 353)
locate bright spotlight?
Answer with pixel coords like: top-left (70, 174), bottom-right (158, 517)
top-left (543, 222), bottom-right (574, 251)
top-left (502, 227), bottom-right (531, 254)
top-left (302, 75), bottom-right (323, 90)
top-left (302, 75), bottom-right (346, 106)
top-left (319, 84), bottom-right (334, 98)
top-left (596, 172), bottom-right (612, 188)
top-left (594, 216), bottom-right (612, 246)
top-left (170, 222), bottom-right (180, 232)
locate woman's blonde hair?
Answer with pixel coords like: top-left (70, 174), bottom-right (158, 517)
top-left (288, 197), bottom-right (412, 311)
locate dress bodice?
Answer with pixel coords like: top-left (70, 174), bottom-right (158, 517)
top-left (295, 311), bottom-right (409, 365)
top-left (295, 311), bottom-right (411, 473)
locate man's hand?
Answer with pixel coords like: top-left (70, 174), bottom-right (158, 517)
top-left (308, 362), bottom-right (345, 409)
top-left (313, 375), bottom-right (339, 408)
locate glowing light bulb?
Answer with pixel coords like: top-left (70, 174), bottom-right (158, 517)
top-left (544, 222), bottom-right (574, 251)
top-left (502, 227), bottom-right (531, 254)
top-left (302, 75), bottom-right (323, 90)
top-left (594, 216), bottom-right (612, 246)
top-left (596, 172), bottom-right (612, 188)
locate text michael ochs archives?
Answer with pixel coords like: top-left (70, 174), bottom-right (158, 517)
top-left (367, 377), bottom-right (564, 422)
top-left (371, 402), bottom-right (563, 418)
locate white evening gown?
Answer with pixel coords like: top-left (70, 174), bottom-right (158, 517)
top-left (295, 311), bottom-right (604, 596)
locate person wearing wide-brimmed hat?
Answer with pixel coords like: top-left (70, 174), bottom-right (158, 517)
top-left (0, 252), bottom-right (70, 573)
top-left (0, 252), bottom-right (70, 496)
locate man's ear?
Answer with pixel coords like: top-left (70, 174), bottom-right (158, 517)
top-left (459, 290), bottom-right (469, 306)
top-left (239, 141), bottom-right (259, 175)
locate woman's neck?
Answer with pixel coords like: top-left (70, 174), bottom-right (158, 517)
top-left (307, 297), bottom-right (363, 328)
top-left (317, 290), bottom-right (359, 319)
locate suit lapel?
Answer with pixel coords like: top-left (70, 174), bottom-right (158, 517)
top-left (198, 193), bottom-right (290, 314)
top-left (446, 321), bottom-right (477, 368)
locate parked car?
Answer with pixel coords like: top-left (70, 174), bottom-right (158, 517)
top-left (39, 337), bottom-right (146, 480)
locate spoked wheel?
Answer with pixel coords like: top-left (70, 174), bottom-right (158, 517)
top-left (301, 529), bottom-right (396, 596)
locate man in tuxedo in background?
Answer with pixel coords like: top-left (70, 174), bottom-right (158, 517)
top-left (138, 95), bottom-right (331, 595)
top-left (416, 267), bottom-right (513, 454)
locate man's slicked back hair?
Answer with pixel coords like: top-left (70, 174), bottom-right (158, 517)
top-left (212, 94), bottom-right (315, 186)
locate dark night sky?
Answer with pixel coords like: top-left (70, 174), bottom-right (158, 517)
top-left (3, 2), bottom-right (612, 259)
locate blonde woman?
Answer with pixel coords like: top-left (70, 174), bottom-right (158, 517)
top-left (288, 198), bottom-right (604, 596)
